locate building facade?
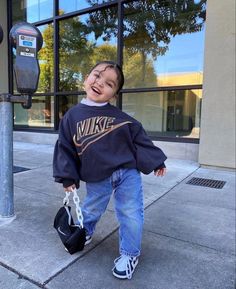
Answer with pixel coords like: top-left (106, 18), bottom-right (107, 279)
top-left (0, 0), bottom-right (235, 169)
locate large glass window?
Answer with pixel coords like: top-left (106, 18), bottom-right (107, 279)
top-left (14, 96), bottom-right (54, 128)
top-left (10, 0), bottom-right (206, 141)
top-left (58, 95), bottom-right (83, 120)
top-left (59, 0), bottom-right (112, 14)
top-left (123, 89), bottom-right (202, 139)
top-left (12, 0), bottom-right (53, 23)
top-left (58, 94), bottom-right (116, 120)
top-left (37, 24), bottom-right (54, 93)
top-left (59, 8), bottom-right (118, 92)
top-left (123, 0), bottom-right (206, 88)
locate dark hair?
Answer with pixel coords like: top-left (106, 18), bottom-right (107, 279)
top-left (89, 61), bottom-right (124, 94)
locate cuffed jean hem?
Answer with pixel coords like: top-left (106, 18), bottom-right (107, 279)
top-left (120, 249), bottom-right (140, 258)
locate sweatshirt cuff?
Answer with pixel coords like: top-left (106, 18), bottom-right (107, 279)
top-left (154, 162), bottom-right (166, 171)
top-left (62, 179), bottom-right (80, 189)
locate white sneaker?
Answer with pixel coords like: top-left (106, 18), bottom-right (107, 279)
top-left (85, 235), bottom-right (92, 245)
top-left (112, 255), bottom-right (139, 279)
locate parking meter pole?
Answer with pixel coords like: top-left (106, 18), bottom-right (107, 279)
top-left (0, 100), bottom-right (14, 218)
top-left (0, 22), bottom-right (42, 223)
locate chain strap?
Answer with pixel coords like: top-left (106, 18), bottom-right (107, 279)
top-left (63, 189), bottom-right (84, 228)
top-left (63, 191), bottom-right (70, 206)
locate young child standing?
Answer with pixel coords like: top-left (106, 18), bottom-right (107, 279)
top-left (53, 61), bottom-right (167, 279)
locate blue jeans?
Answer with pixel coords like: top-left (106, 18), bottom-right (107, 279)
top-left (82, 168), bottom-right (144, 257)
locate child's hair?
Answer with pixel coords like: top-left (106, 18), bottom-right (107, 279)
top-left (89, 61), bottom-right (124, 94)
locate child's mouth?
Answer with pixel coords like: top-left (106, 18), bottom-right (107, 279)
top-left (91, 86), bottom-right (101, 95)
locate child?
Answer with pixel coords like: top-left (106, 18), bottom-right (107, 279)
top-left (53, 61), bottom-right (167, 279)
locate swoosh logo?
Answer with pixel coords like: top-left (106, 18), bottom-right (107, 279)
top-left (74, 121), bottom-right (131, 155)
top-left (58, 226), bottom-right (69, 236)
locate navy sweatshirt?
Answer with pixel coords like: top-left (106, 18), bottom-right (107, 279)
top-left (53, 103), bottom-right (167, 188)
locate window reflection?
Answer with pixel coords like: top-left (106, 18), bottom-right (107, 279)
top-left (123, 89), bottom-right (202, 138)
top-left (58, 95), bottom-right (116, 120)
top-left (14, 96), bottom-right (54, 128)
top-left (157, 71), bottom-right (203, 86)
top-left (59, 0), bottom-right (112, 15)
top-left (12, 0), bottom-right (25, 24)
top-left (58, 95), bottom-right (83, 119)
top-left (10, 0), bottom-right (206, 140)
top-left (59, 8), bottom-right (118, 91)
top-left (59, 0), bottom-right (86, 14)
top-left (123, 0), bottom-right (206, 88)
top-left (12, 0), bottom-right (53, 23)
top-left (37, 24), bottom-right (54, 93)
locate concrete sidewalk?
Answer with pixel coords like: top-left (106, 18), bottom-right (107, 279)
top-left (0, 142), bottom-right (235, 289)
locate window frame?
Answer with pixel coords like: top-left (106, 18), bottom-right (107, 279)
top-left (8, 0), bottom-right (204, 144)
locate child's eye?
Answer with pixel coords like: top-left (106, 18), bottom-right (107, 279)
top-left (106, 82), bottom-right (113, 88)
top-left (93, 72), bottom-right (100, 78)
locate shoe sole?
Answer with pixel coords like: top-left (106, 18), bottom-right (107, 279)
top-left (112, 259), bottom-right (139, 279)
top-left (85, 237), bottom-right (92, 246)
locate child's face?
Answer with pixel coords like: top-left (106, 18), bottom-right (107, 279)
top-left (84, 64), bottom-right (119, 103)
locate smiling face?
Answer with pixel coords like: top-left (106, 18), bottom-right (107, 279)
top-left (84, 63), bottom-right (119, 103)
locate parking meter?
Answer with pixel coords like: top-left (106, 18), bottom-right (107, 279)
top-left (0, 22), bottom-right (44, 220)
top-left (0, 24), bottom-right (3, 44)
top-left (9, 22), bottom-right (43, 108)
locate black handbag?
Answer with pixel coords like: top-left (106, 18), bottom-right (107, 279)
top-left (53, 190), bottom-right (86, 254)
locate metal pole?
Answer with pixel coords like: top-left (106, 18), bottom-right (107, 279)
top-left (0, 99), bottom-right (14, 219)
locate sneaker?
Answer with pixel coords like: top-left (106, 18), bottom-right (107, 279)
top-left (65, 235), bottom-right (92, 252)
top-left (85, 234), bottom-right (92, 246)
top-left (112, 255), bottom-right (139, 279)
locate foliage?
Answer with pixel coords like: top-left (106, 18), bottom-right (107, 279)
top-left (89, 0), bottom-right (206, 59)
top-left (37, 0), bottom-right (206, 93)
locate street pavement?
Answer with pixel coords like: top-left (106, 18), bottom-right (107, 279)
top-left (0, 141), bottom-right (235, 289)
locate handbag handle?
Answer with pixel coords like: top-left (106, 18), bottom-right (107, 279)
top-left (63, 189), bottom-right (84, 228)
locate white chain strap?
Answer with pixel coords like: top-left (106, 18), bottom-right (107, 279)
top-left (63, 191), bottom-right (70, 206)
top-left (63, 189), bottom-right (84, 228)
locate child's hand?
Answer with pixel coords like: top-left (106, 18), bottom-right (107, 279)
top-left (154, 167), bottom-right (166, 177)
top-left (64, 184), bottom-right (76, 192)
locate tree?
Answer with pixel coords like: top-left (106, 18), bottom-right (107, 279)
top-left (38, 1), bottom-right (206, 93)
top-left (88, 0), bottom-right (207, 85)
top-left (59, 16), bottom-right (95, 91)
top-left (38, 15), bottom-right (95, 92)
top-left (38, 24), bottom-right (54, 92)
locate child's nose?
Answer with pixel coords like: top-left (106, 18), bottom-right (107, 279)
top-left (96, 78), bottom-right (104, 87)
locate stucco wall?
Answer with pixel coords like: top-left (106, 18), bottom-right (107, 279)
top-left (199, 0), bottom-right (236, 168)
top-left (0, 0), bottom-right (8, 94)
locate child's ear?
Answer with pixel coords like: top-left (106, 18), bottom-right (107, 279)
top-left (113, 93), bottom-right (119, 99)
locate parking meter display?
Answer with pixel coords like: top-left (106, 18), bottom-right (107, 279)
top-left (18, 34), bottom-right (36, 57)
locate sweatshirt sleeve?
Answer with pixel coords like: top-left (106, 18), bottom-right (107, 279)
top-left (132, 124), bottom-right (167, 174)
top-left (53, 114), bottom-right (80, 188)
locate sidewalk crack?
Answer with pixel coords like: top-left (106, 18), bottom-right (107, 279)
top-left (0, 261), bottom-right (45, 288)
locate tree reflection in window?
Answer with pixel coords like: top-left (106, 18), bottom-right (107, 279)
top-left (37, 0), bottom-right (206, 94)
top-left (89, 0), bottom-right (206, 88)
top-left (38, 24), bottom-right (54, 93)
